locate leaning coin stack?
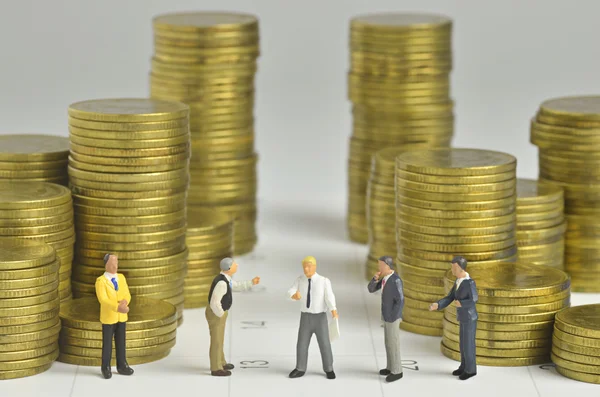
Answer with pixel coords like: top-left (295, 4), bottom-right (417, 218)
top-left (0, 134), bottom-right (70, 186)
top-left (347, 12), bottom-right (455, 243)
top-left (395, 148), bottom-right (517, 336)
top-left (552, 304), bottom-right (600, 384)
top-left (150, 12), bottom-right (259, 254)
top-left (184, 207), bottom-right (234, 308)
top-left (516, 178), bottom-right (566, 269)
top-left (67, 98), bottom-right (190, 325)
top-left (0, 239), bottom-right (61, 380)
top-left (58, 297), bottom-right (176, 366)
top-left (441, 262), bottom-right (571, 366)
top-left (531, 96), bottom-right (600, 291)
top-left (0, 182), bottom-right (74, 302)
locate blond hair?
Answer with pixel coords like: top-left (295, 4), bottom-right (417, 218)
top-left (302, 256), bottom-right (316, 265)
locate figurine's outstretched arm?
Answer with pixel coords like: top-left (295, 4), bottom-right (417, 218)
top-left (287, 278), bottom-right (300, 300)
top-left (436, 285), bottom-right (456, 311)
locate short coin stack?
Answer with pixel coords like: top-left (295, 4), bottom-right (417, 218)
top-left (0, 134), bottom-right (70, 186)
top-left (67, 98), bottom-right (190, 325)
top-left (0, 239), bottom-right (60, 380)
top-left (441, 262), bottom-right (571, 366)
top-left (531, 96), bottom-right (600, 291)
top-left (150, 12), bottom-right (259, 255)
top-left (552, 304), bottom-right (600, 384)
top-left (58, 297), bottom-right (176, 366)
top-left (516, 178), bottom-right (566, 269)
top-left (0, 182), bottom-right (74, 302)
top-left (395, 148), bottom-right (517, 336)
top-left (347, 12), bottom-right (455, 243)
top-left (184, 207), bottom-right (234, 308)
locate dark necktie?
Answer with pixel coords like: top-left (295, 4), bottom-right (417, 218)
top-left (306, 278), bottom-right (312, 309)
top-left (111, 277), bottom-right (119, 291)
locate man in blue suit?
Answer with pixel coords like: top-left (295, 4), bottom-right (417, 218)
top-left (367, 256), bottom-right (404, 383)
top-left (429, 256), bottom-right (478, 380)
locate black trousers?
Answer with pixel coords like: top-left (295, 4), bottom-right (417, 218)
top-left (102, 322), bottom-right (127, 369)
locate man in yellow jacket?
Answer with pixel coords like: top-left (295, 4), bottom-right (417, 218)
top-left (95, 253), bottom-right (134, 379)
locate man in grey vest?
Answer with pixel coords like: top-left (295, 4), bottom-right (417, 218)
top-left (367, 255), bottom-right (404, 382)
top-left (429, 256), bottom-right (478, 380)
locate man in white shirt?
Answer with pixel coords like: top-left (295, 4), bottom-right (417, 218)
top-left (205, 257), bottom-right (260, 377)
top-left (287, 256), bottom-right (338, 380)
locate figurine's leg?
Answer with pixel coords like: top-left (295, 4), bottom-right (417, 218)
top-left (114, 321), bottom-right (127, 368)
top-left (314, 313), bottom-right (333, 373)
top-left (295, 313), bottom-right (312, 372)
top-left (383, 321), bottom-right (391, 370)
top-left (101, 323), bottom-right (115, 369)
top-left (219, 311), bottom-right (229, 368)
top-left (206, 307), bottom-right (223, 372)
top-left (385, 319), bottom-right (402, 375)
top-left (464, 320), bottom-right (477, 374)
top-left (459, 321), bottom-right (466, 371)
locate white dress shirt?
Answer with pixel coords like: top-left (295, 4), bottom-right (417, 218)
top-left (455, 272), bottom-right (470, 291)
top-left (382, 271), bottom-right (394, 289)
top-left (209, 272), bottom-right (253, 318)
top-left (287, 272), bottom-right (337, 314)
top-left (104, 272), bottom-right (117, 283)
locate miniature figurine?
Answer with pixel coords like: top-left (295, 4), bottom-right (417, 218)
top-left (367, 256), bottom-right (404, 382)
top-left (287, 256), bottom-right (338, 380)
top-left (429, 256), bottom-right (478, 380)
top-left (95, 253), bottom-right (134, 379)
top-left (206, 257), bottom-right (260, 376)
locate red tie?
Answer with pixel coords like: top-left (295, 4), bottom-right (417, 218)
top-left (382, 279), bottom-right (386, 289)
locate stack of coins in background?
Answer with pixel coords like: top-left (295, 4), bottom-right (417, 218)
top-left (441, 263), bottom-right (570, 366)
top-left (0, 182), bottom-right (74, 303)
top-left (347, 12), bottom-right (455, 243)
top-left (531, 96), bottom-right (600, 292)
top-left (150, 12), bottom-right (259, 255)
top-left (184, 208), bottom-right (234, 308)
top-left (516, 178), bottom-right (566, 269)
top-left (0, 135), bottom-right (69, 186)
top-left (552, 304), bottom-right (600, 384)
top-left (67, 98), bottom-right (190, 325)
top-left (394, 148), bottom-right (517, 336)
top-left (0, 240), bottom-right (61, 380)
top-left (58, 297), bottom-right (177, 366)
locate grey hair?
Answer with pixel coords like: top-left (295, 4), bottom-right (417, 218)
top-left (220, 257), bottom-right (234, 271)
top-left (451, 256), bottom-right (468, 270)
top-left (378, 255), bottom-right (395, 270)
top-left (103, 253), bottom-right (112, 265)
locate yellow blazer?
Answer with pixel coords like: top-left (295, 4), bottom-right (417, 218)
top-left (95, 273), bottom-right (131, 325)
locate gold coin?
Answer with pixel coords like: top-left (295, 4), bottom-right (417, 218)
top-left (441, 342), bottom-right (548, 366)
top-left (538, 96), bottom-right (600, 121)
top-left (0, 158), bottom-right (67, 171)
top-left (0, 168), bottom-right (66, 179)
top-left (68, 156), bottom-right (187, 173)
top-left (0, 295), bottom-right (59, 317)
top-left (74, 269), bottom-right (185, 286)
top-left (70, 141), bottom-right (190, 158)
top-left (16, 228), bottom-right (75, 243)
top-left (153, 11), bottom-right (258, 33)
top-left (0, 182), bottom-right (71, 210)
top-left (396, 177), bottom-right (515, 194)
top-left (60, 338), bottom-right (175, 358)
top-left (0, 267), bottom-right (59, 289)
top-left (69, 175), bottom-right (189, 192)
top-left (61, 330), bottom-right (176, 349)
top-left (0, 135), bottom-right (69, 162)
top-left (76, 218), bottom-right (186, 234)
top-left (443, 312), bottom-right (553, 331)
top-left (396, 220), bottom-right (515, 237)
top-left (399, 320), bottom-right (443, 336)
top-left (470, 298), bottom-right (568, 315)
top-left (554, 304), bottom-right (600, 338)
top-left (0, 335), bottom-right (58, 354)
top-left (76, 227), bottom-right (186, 243)
top-left (397, 203), bottom-right (516, 219)
top-left (58, 349), bottom-right (169, 366)
top-left (68, 98), bottom-right (189, 122)
top-left (69, 150), bottom-right (189, 167)
top-left (555, 366), bottom-right (600, 385)
top-left (0, 306), bottom-right (59, 326)
top-left (0, 290), bottom-right (58, 309)
top-left (76, 235), bottom-right (185, 251)
top-left (397, 228), bottom-right (514, 244)
top-left (0, 349), bottom-right (59, 371)
top-left (75, 248), bottom-right (187, 268)
top-left (71, 185), bottom-right (187, 200)
top-left (0, 362), bottom-right (53, 380)
top-left (0, 220), bottom-right (74, 237)
top-left (553, 335), bottom-right (600, 357)
top-left (73, 261), bottom-right (186, 279)
top-left (397, 194), bottom-right (515, 211)
top-left (399, 212), bottom-right (515, 229)
top-left (72, 192), bottom-right (186, 208)
top-left (553, 327), bottom-right (600, 348)
top-left (551, 352), bottom-right (600, 374)
top-left (442, 337), bottom-right (548, 358)
top-left (396, 169), bottom-right (515, 185)
top-left (68, 117), bottom-right (188, 132)
top-left (60, 320), bottom-right (176, 340)
top-left (445, 305), bottom-right (558, 323)
top-left (401, 311), bottom-right (443, 328)
top-left (396, 185), bottom-right (515, 202)
top-left (0, 342), bottom-right (58, 361)
top-left (69, 133), bottom-right (189, 149)
top-left (76, 244), bottom-right (185, 260)
top-left (0, 318), bottom-right (60, 340)
top-left (0, 239), bottom-right (55, 270)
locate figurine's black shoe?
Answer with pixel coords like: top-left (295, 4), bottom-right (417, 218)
top-left (386, 373), bottom-right (403, 383)
top-left (288, 369), bottom-right (305, 378)
top-left (211, 370), bottom-right (231, 377)
top-left (101, 366), bottom-right (112, 379)
top-left (379, 369), bottom-right (391, 376)
top-left (459, 372), bottom-right (476, 381)
top-left (117, 365), bottom-right (134, 376)
top-left (452, 368), bottom-right (464, 376)
top-left (223, 363), bottom-right (235, 370)
top-left (326, 371), bottom-right (336, 379)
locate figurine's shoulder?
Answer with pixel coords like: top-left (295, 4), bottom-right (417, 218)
top-left (95, 275), bottom-right (106, 283)
top-left (465, 278), bottom-right (476, 287)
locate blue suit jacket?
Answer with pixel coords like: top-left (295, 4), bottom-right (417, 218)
top-left (367, 272), bottom-right (404, 322)
top-left (437, 278), bottom-right (478, 322)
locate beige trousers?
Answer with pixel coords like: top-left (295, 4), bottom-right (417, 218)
top-left (205, 306), bottom-right (228, 371)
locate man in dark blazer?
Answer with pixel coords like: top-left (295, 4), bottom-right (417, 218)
top-left (429, 256), bottom-right (478, 380)
top-left (367, 256), bottom-right (404, 383)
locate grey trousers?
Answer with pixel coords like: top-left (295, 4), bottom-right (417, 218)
top-left (383, 319), bottom-right (402, 375)
top-left (459, 319), bottom-right (477, 374)
top-left (296, 312), bottom-right (333, 372)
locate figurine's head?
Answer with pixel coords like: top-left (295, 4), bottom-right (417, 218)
top-left (302, 256), bottom-right (317, 278)
top-left (377, 256), bottom-right (394, 275)
top-left (104, 253), bottom-right (118, 274)
top-left (220, 257), bottom-right (238, 276)
top-left (450, 256), bottom-right (468, 278)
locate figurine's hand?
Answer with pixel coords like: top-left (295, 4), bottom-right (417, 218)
top-left (117, 302), bottom-right (129, 313)
top-left (120, 299), bottom-right (128, 306)
top-left (373, 272), bottom-right (381, 281)
top-left (332, 310), bottom-right (339, 319)
top-left (291, 291), bottom-right (301, 300)
top-left (429, 302), bottom-right (439, 311)
top-left (454, 300), bottom-right (462, 308)
top-left (252, 276), bottom-right (260, 285)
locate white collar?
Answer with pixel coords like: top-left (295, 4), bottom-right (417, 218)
top-left (383, 271), bottom-right (394, 282)
top-left (104, 271), bottom-right (117, 279)
top-left (221, 272), bottom-right (232, 282)
top-left (305, 272), bottom-right (320, 280)
top-left (456, 272), bottom-right (470, 282)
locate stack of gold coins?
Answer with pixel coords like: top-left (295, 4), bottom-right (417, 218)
top-left (184, 207), bottom-right (234, 308)
top-left (150, 12), bottom-right (259, 255)
top-left (394, 148), bottom-right (517, 336)
top-left (58, 297), bottom-right (176, 366)
top-left (531, 96), bottom-right (600, 291)
top-left (0, 182), bottom-right (74, 302)
top-left (0, 135), bottom-right (69, 186)
top-left (440, 262), bottom-right (570, 366)
top-left (0, 239), bottom-right (60, 380)
top-left (67, 98), bottom-right (190, 325)
top-left (347, 12), bottom-right (454, 243)
top-left (552, 304), bottom-right (600, 384)
top-left (516, 178), bottom-right (566, 269)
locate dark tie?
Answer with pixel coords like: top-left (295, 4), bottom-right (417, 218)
top-left (111, 277), bottom-right (119, 291)
top-left (306, 278), bottom-right (312, 308)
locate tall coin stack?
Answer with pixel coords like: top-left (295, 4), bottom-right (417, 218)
top-left (150, 12), bottom-right (259, 255)
top-left (395, 148), bottom-right (517, 336)
top-left (516, 178), bottom-right (566, 269)
top-left (58, 297), bottom-right (176, 366)
top-left (552, 304), bottom-right (600, 384)
top-left (0, 135), bottom-right (69, 186)
top-left (0, 182), bottom-right (74, 303)
top-left (67, 98), bottom-right (190, 325)
top-left (184, 208), bottom-right (234, 308)
top-left (531, 96), bottom-right (600, 291)
top-left (441, 263), bottom-right (571, 366)
top-left (0, 240), bottom-right (60, 380)
top-left (347, 12), bottom-right (455, 243)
